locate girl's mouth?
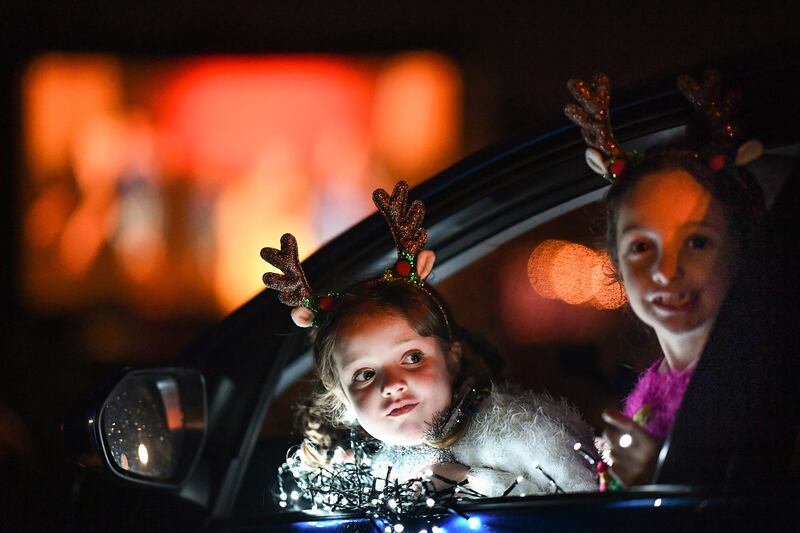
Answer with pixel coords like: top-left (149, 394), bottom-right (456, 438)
top-left (651, 292), bottom-right (697, 312)
top-left (387, 402), bottom-right (419, 417)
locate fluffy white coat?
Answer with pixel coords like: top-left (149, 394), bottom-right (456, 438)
top-left (374, 386), bottom-right (598, 496)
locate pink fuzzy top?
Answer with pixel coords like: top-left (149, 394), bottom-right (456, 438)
top-left (623, 358), bottom-right (695, 440)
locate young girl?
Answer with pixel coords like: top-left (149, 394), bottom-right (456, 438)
top-left (565, 71), bottom-right (766, 487)
top-left (261, 182), bottom-right (597, 505)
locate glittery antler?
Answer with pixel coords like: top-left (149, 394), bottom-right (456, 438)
top-left (677, 70), bottom-right (742, 150)
top-left (564, 73), bottom-right (622, 161)
top-left (372, 181), bottom-right (428, 256)
top-left (677, 69), bottom-right (763, 167)
top-left (260, 233), bottom-right (314, 307)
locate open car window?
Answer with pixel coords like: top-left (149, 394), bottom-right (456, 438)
top-left (232, 196), bottom-right (660, 520)
top-left (232, 142), bottom-right (799, 525)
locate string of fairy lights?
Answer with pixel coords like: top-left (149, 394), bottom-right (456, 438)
top-left (275, 434), bottom-right (609, 531)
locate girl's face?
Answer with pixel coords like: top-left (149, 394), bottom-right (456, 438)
top-left (335, 312), bottom-right (457, 446)
top-left (616, 169), bottom-right (736, 340)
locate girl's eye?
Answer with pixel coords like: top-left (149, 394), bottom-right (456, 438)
top-left (628, 240), bottom-right (651, 255)
top-left (403, 351), bottom-right (424, 365)
top-left (687, 235), bottom-right (710, 250)
top-left (353, 369), bottom-right (375, 383)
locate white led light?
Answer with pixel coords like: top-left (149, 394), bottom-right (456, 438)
top-left (394, 525), bottom-right (405, 533)
top-left (279, 492), bottom-right (287, 501)
top-left (290, 490), bottom-right (300, 500)
top-left (516, 475), bottom-right (524, 483)
top-left (619, 433), bottom-right (633, 448)
top-left (467, 517), bottom-right (480, 529)
top-left (426, 498), bottom-right (435, 507)
top-left (388, 498), bottom-right (398, 509)
top-left (654, 498), bottom-right (662, 507)
top-left (138, 443), bottom-right (149, 465)
top-left (279, 501), bottom-right (287, 508)
top-left (573, 442), bottom-right (581, 451)
top-left (424, 469), bottom-right (434, 477)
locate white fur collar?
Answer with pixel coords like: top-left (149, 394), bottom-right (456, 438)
top-left (373, 385), bottom-right (597, 497)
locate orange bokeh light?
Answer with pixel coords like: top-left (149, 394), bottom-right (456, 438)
top-left (157, 57), bottom-right (375, 182)
top-left (528, 240), bottom-right (627, 310)
top-left (23, 55), bottom-right (122, 181)
top-left (372, 52), bottom-right (462, 179)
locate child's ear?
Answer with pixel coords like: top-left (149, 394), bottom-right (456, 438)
top-left (291, 307), bottom-right (315, 328)
top-left (417, 250), bottom-right (436, 280)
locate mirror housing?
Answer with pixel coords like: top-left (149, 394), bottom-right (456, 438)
top-left (69, 368), bottom-right (207, 489)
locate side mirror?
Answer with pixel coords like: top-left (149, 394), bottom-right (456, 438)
top-left (86, 368), bottom-right (207, 488)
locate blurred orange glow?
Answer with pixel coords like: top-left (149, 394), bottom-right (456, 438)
top-left (23, 55), bottom-right (122, 180)
top-left (158, 57), bottom-right (374, 181)
top-left (551, 243), bottom-right (597, 305)
top-left (164, 403), bottom-right (182, 432)
top-left (528, 240), bottom-right (626, 309)
top-left (24, 184), bottom-right (72, 249)
top-left (58, 197), bottom-right (116, 276)
top-left (21, 53), bottom-right (463, 317)
top-left (501, 245), bottom-right (612, 344)
top-left (372, 53), bottom-right (462, 179)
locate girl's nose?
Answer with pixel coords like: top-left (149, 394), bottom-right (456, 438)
top-left (652, 249), bottom-right (681, 285)
top-left (381, 372), bottom-right (408, 396)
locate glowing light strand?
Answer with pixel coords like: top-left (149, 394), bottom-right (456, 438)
top-left (275, 435), bottom-right (568, 530)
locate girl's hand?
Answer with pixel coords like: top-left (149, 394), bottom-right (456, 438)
top-left (601, 408), bottom-right (662, 487)
top-left (418, 462), bottom-right (470, 491)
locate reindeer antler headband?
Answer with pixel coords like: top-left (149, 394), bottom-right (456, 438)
top-left (564, 73), bottom-right (638, 182)
top-left (373, 181), bottom-right (429, 286)
top-left (565, 70), bottom-right (762, 180)
top-left (261, 181), bottom-right (441, 329)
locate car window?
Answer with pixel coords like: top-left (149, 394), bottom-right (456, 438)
top-left (232, 198), bottom-right (659, 519)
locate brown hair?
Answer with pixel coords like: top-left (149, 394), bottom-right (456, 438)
top-left (604, 146), bottom-right (765, 274)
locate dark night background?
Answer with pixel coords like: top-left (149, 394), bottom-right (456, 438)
top-left (1, 0), bottom-right (799, 526)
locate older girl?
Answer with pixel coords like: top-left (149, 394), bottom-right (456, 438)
top-left (566, 71), bottom-right (765, 487)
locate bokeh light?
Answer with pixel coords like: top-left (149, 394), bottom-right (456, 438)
top-left (528, 239), bottom-right (627, 310)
